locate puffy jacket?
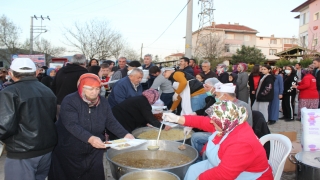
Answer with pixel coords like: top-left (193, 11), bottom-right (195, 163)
top-left (298, 73), bottom-right (319, 99)
top-left (169, 70), bottom-right (203, 94)
top-left (0, 77), bottom-right (57, 159)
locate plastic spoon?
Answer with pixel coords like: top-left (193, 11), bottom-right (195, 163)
top-left (178, 132), bottom-right (187, 150)
top-left (147, 119), bottom-right (165, 151)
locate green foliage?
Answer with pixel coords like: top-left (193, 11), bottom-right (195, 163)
top-left (275, 59), bottom-right (292, 67)
top-left (231, 45), bottom-right (266, 64)
top-left (228, 65), bottom-right (233, 72)
top-left (300, 59), bottom-right (313, 68)
top-left (275, 59), bottom-right (313, 68)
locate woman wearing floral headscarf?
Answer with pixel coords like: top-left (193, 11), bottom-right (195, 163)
top-left (216, 64), bottom-right (229, 83)
top-left (48, 73), bottom-right (134, 180)
top-left (108, 89), bottom-right (171, 140)
top-left (163, 101), bottom-right (273, 180)
top-left (237, 63), bottom-right (249, 103)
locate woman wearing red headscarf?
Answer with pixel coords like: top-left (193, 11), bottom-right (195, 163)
top-left (48, 73), bottom-right (134, 180)
top-left (108, 89), bottom-right (171, 140)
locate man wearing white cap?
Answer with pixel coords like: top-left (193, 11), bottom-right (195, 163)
top-left (214, 83), bottom-right (252, 126)
top-left (0, 58), bottom-right (57, 179)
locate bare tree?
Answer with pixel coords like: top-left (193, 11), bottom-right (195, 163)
top-left (194, 34), bottom-right (225, 60)
top-left (63, 20), bottom-right (124, 60)
top-left (0, 15), bottom-right (22, 64)
top-left (120, 47), bottom-right (140, 60)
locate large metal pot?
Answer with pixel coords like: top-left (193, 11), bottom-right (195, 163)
top-left (119, 170), bottom-right (180, 180)
top-left (106, 140), bottom-right (198, 180)
top-left (289, 151), bottom-right (320, 180)
top-left (131, 126), bottom-right (193, 145)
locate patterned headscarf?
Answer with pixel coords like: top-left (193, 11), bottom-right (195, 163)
top-left (142, 89), bottom-right (160, 105)
top-left (238, 63), bottom-right (248, 72)
top-left (77, 73), bottom-right (101, 107)
top-left (217, 64), bottom-right (227, 75)
top-left (205, 101), bottom-right (248, 136)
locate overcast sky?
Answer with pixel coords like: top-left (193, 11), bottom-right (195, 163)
top-left (1, 0), bottom-right (303, 60)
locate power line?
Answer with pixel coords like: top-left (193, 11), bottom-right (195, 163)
top-left (145, 0), bottom-right (191, 48)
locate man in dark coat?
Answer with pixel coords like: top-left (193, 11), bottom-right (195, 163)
top-left (108, 68), bottom-right (143, 108)
top-left (179, 57), bottom-right (194, 77)
top-left (0, 58), bottom-right (57, 180)
top-left (199, 60), bottom-right (217, 81)
top-left (51, 54), bottom-right (88, 119)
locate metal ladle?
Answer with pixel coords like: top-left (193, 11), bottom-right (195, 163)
top-left (178, 133), bottom-right (187, 150)
top-left (147, 118), bottom-right (165, 151)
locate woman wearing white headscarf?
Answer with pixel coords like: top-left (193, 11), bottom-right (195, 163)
top-left (163, 101), bottom-right (273, 180)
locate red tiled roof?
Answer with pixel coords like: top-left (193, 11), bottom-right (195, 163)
top-left (193, 23), bottom-right (258, 34)
top-left (291, 0), bottom-right (316, 12)
top-left (214, 24), bottom-right (257, 32)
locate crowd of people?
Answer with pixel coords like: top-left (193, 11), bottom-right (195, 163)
top-left (0, 54), bottom-right (319, 180)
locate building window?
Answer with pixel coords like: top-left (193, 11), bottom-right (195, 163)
top-left (313, 38), bottom-right (318, 47)
top-left (270, 39), bottom-right (277, 44)
top-left (225, 44), bottom-right (230, 52)
top-left (315, 12), bottom-right (319, 20)
top-left (269, 49), bottom-right (277, 55)
top-left (300, 12), bottom-right (310, 26)
top-left (225, 34), bottom-right (234, 39)
top-left (301, 33), bottom-right (308, 47)
top-left (244, 35), bottom-right (250, 41)
top-left (259, 37), bottom-right (263, 40)
top-left (0, 61), bottom-right (3, 67)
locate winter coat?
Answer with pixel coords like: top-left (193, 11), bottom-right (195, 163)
top-left (256, 74), bottom-right (275, 102)
top-left (109, 95), bottom-right (164, 140)
top-left (108, 76), bottom-right (143, 108)
top-left (237, 72), bottom-right (249, 103)
top-left (218, 71), bottom-right (229, 83)
top-left (48, 92), bottom-right (128, 180)
top-left (0, 77), bottom-right (57, 159)
top-left (297, 73), bottom-right (319, 99)
top-left (51, 63), bottom-right (88, 104)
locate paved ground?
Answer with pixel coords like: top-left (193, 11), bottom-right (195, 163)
top-left (0, 112), bottom-right (300, 180)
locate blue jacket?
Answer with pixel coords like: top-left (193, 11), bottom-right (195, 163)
top-left (108, 76), bottom-right (143, 108)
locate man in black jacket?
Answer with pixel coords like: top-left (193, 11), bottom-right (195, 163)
top-left (0, 58), bottom-right (57, 180)
top-left (179, 57), bottom-right (194, 77)
top-left (51, 54), bottom-right (88, 119)
top-left (312, 57), bottom-right (320, 107)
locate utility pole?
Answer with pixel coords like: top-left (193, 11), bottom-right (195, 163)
top-left (30, 15), bottom-right (50, 54)
top-left (185, 0), bottom-right (193, 58)
top-left (140, 43), bottom-right (143, 62)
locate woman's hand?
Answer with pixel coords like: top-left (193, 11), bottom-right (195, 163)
top-left (279, 95), bottom-right (283, 99)
top-left (252, 91), bottom-right (255, 94)
top-left (292, 85), bottom-right (297, 88)
top-left (88, 136), bottom-right (106, 149)
top-left (162, 112), bottom-right (180, 123)
top-left (124, 133), bottom-right (135, 139)
top-left (164, 125), bottom-right (171, 131)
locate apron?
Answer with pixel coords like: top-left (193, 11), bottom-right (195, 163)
top-left (184, 132), bottom-right (269, 180)
top-left (172, 82), bottom-right (193, 115)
